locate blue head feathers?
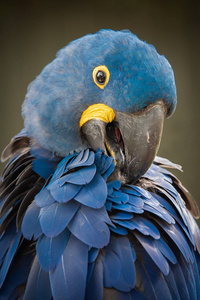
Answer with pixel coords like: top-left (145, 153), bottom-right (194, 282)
top-left (22, 29), bottom-right (177, 156)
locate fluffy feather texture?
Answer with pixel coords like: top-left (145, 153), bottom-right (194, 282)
top-left (0, 30), bottom-right (199, 299)
top-left (22, 30), bottom-right (176, 156)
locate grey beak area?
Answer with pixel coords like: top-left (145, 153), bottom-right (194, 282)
top-left (80, 102), bottom-right (165, 184)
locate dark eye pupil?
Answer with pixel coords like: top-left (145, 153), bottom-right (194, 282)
top-left (96, 70), bottom-right (106, 84)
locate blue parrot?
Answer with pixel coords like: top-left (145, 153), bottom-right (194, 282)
top-left (0, 29), bottom-right (200, 299)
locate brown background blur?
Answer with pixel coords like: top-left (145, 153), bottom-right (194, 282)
top-left (0, 0), bottom-right (200, 222)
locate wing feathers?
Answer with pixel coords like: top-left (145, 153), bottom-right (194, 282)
top-left (49, 235), bottom-right (88, 300)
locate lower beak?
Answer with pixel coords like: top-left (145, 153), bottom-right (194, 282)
top-left (80, 102), bottom-right (165, 184)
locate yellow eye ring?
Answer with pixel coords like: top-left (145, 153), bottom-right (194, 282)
top-left (92, 65), bottom-right (110, 89)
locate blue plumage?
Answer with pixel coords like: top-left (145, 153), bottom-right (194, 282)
top-left (22, 30), bottom-right (176, 157)
top-left (85, 256), bottom-right (104, 300)
top-left (68, 205), bottom-right (111, 248)
top-left (36, 229), bottom-right (70, 271)
top-left (0, 29), bottom-right (200, 299)
top-left (23, 256), bottom-right (52, 300)
top-left (7, 146), bottom-right (198, 299)
top-left (102, 236), bottom-right (136, 292)
top-left (35, 188), bottom-right (55, 207)
top-left (0, 221), bottom-right (21, 288)
top-left (21, 202), bottom-right (43, 240)
top-left (49, 235), bottom-right (88, 300)
top-left (39, 201), bottom-right (79, 237)
top-left (73, 173), bottom-right (107, 208)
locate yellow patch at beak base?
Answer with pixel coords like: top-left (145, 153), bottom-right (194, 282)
top-left (79, 103), bottom-right (115, 129)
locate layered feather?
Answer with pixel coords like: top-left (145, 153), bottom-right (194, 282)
top-left (0, 135), bottom-right (200, 299)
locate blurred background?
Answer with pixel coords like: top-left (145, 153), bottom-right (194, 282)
top-left (0, 0), bottom-right (200, 221)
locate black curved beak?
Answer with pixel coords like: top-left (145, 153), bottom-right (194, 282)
top-left (80, 102), bottom-right (165, 184)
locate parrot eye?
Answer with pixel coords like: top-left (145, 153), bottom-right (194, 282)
top-left (96, 71), bottom-right (106, 84)
top-left (92, 65), bottom-right (110, 89)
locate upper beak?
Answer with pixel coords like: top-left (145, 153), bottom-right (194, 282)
top-left (80, 102), bottom-right (165, 184)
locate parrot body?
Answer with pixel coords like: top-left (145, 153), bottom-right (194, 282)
top-left (0, 29), bottom-right (200, 299)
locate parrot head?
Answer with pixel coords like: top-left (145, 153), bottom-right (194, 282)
top-left (22, 29), bottom-right (177, 184)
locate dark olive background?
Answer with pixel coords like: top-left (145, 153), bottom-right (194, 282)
top-left (0, 0), bottom-right (200, 223)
